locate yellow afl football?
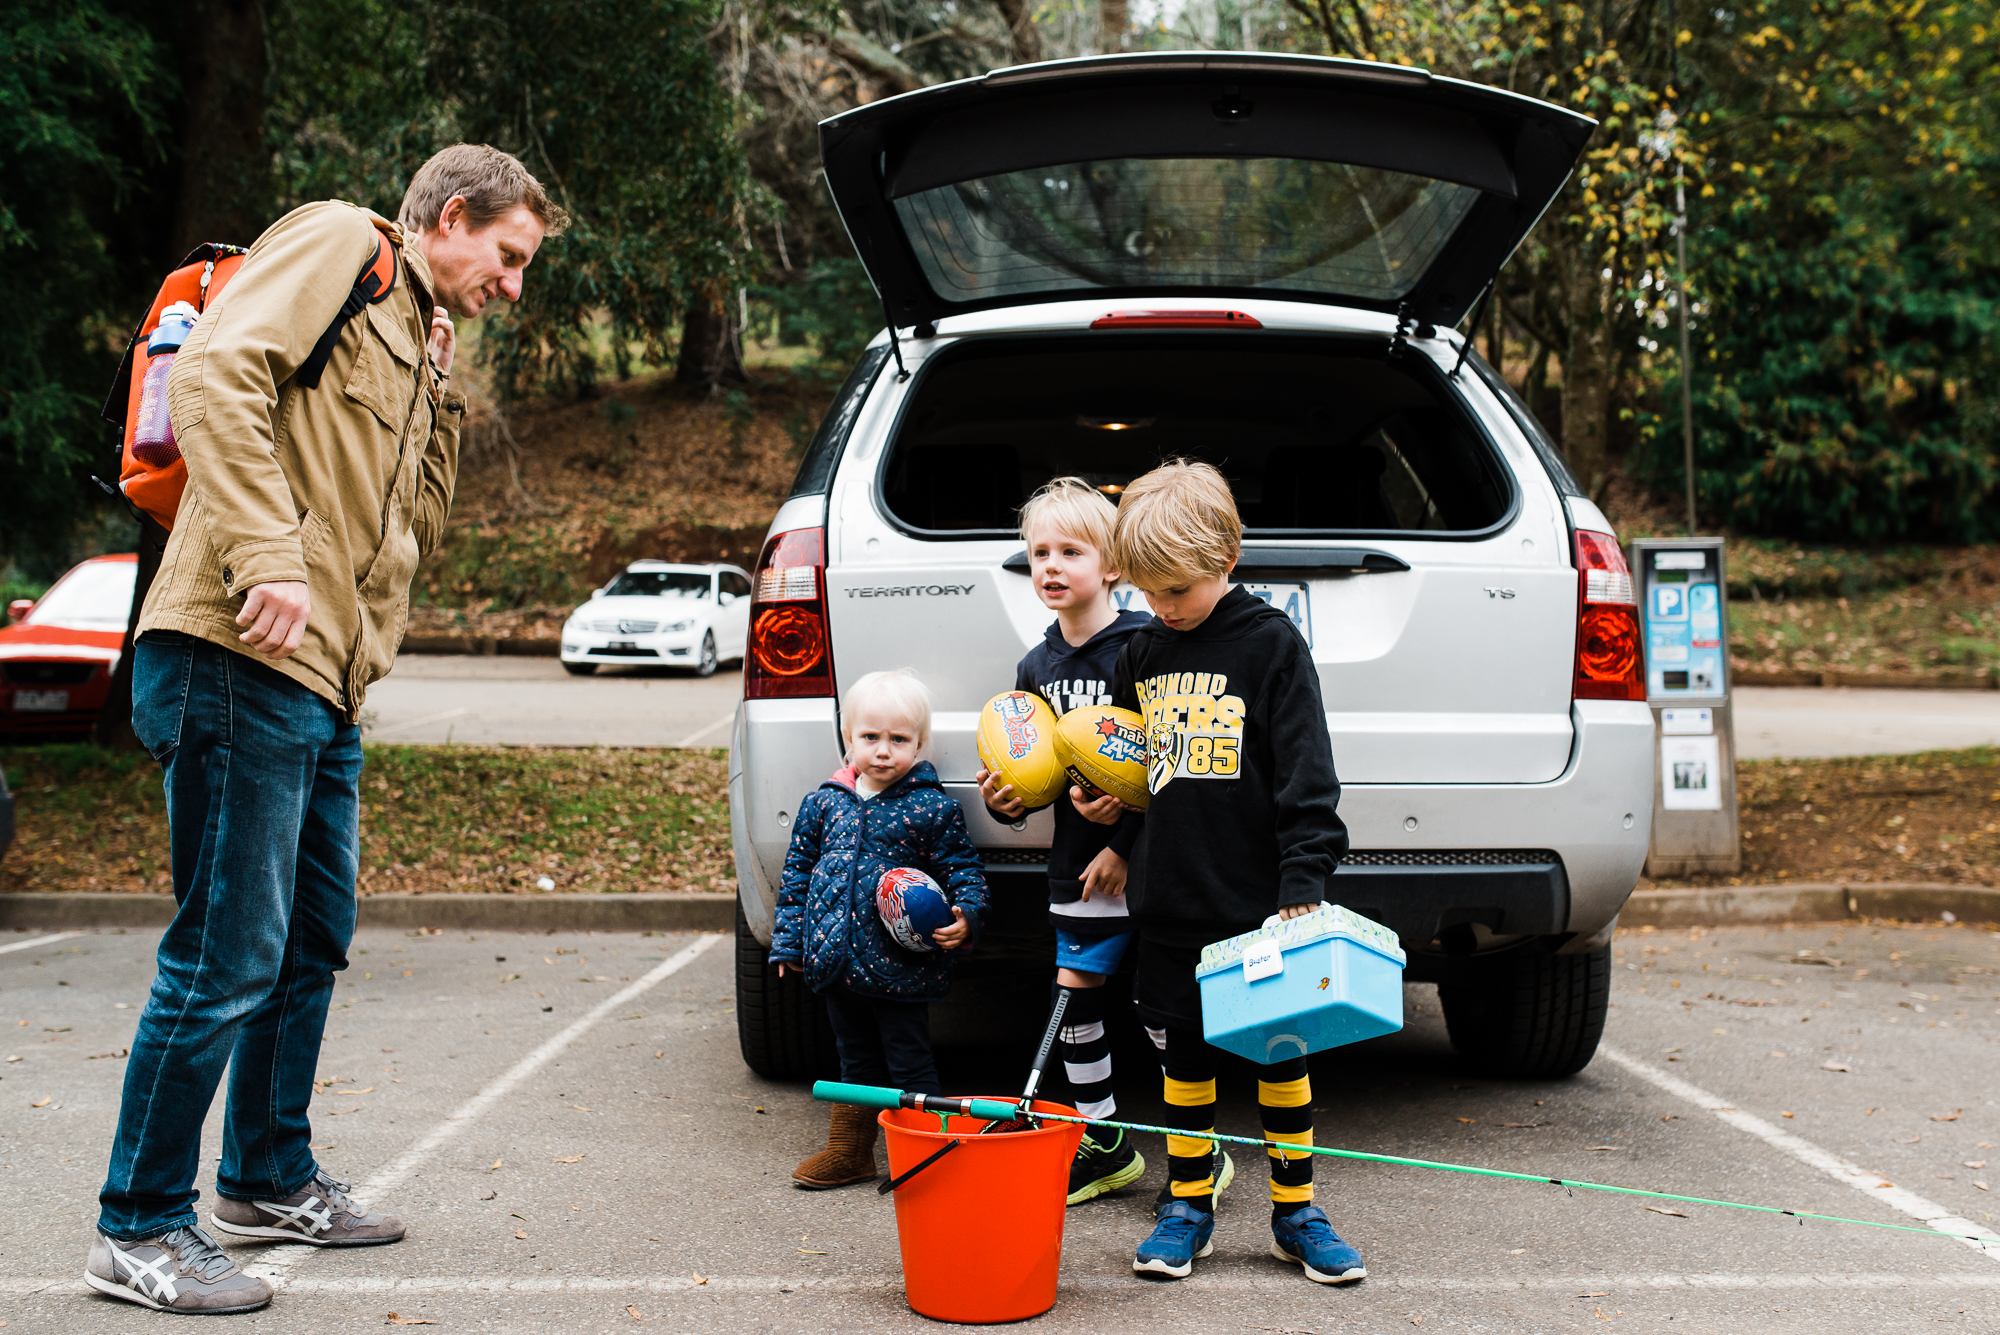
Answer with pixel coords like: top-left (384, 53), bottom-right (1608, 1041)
top-left (1052, 705), bottom-right (1151, 810)
top-left (975, 691), bottom-right (1068, 809)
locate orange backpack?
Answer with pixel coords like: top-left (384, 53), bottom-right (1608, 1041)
top-left (100, 224), bottom-right (399, 531)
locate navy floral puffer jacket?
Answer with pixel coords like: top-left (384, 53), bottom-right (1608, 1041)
top-left (769, 761), bottom-right (988, 1001)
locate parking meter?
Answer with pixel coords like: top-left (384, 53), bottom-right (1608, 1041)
top-left (1631, 537), bottom-right (1741, 876)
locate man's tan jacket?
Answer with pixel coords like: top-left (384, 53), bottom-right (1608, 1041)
top-left (143, 201), bottom-right (465, 719)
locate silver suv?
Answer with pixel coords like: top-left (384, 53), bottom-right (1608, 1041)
top-left (730, 52), bottom-right (1653, 1083)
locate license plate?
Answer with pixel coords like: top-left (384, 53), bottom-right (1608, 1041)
top-left (1238, 581), bottom-right (1312, 648)
top-left (13, 689), bottom-right (69, 713)
top-left (607, 640), bottom-right (636, 650)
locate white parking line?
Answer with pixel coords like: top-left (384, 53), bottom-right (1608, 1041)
top-left (246, 932), bottom-right (724, 1285)
top-left (674, 711), bottom-right (735, 748)
top-left (0, 931), bottom-right (84, 956)
top-left (9, 1271), bottom-right (2000, 1298)
top-left (1598, 1043), bottom-right (2000, 1261)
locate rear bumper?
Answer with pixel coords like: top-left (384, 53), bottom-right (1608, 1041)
top-left (732, 696), bottom-right (845, 947)
top-left (732, 697), bottom-right (1653, 950)
top-left (1333, 700), bottom-right (1653, 944)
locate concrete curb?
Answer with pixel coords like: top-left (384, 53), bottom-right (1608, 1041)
top-left (1625, 882), bottom-right (2000, 928)
top-left (0, 892), bottom-right (735, 933)
top-left (1733, 668), bottom-right (1997, 690)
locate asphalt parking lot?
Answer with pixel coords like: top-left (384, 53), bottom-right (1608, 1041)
top-left (364, 657), bottom-right (742, 746)
top-left (4, 922), bottom-right (1997, 1333)
top-left (363, 661), bottom-right (2000, 759)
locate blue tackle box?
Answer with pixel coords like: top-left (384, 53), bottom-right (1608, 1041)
top-left (1194, 904), bottom-right (1406, 1063)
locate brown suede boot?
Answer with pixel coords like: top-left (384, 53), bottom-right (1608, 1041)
top-left (792, 1102), bottom-right (881, 1189)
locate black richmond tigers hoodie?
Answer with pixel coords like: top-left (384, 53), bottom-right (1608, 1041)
top-left (1111, 584), bottom-right (1348, 948)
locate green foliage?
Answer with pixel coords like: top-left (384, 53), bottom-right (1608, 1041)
top-left (758, 257), bottom-right (881, 376)
top-left (416, 523), bottom-right (585, 609)
top-left (0, 2), bottom-right (165, 574)
top-left (1635, 0), bottom-right (2000, 541)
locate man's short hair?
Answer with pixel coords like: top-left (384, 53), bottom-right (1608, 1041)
top-left (398, 144), bottom-right (570, 237)
top-left (842, 667), bottom-right (933, 754)
top-left (1112, 459), bottom-right (1242, 589)
top-left (1018, 476), bottom-right (1119, 560)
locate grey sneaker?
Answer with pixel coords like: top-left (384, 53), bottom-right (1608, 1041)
top-left (209, 1170), bottom-right (404, 1247)
top-left (85, 1224), bottom-right (274, 1313)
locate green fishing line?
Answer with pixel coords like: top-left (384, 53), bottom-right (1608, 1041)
top-left (1022, 1108), bottom-right (1997, 1246)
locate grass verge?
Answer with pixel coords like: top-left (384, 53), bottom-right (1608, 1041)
top-left (0, 744), bottom-right (732, 896)
top-left (14, 742), bottom-right (2000, 900)
top-left (1646, 746), bottom-right (2000, 889)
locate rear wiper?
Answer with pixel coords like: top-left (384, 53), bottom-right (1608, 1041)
top-left (1001, 547), bottom-right (1410, 575)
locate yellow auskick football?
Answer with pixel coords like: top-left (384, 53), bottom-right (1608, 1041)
top-left (1052, 705), bottom-right (1151, 810)
top-left (975, 691), bottom-right (1068, 809)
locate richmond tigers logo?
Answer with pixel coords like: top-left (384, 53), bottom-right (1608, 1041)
top-left (1137, 670), bottom-right (1246, 794)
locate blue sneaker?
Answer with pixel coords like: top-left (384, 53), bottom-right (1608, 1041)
top-left (1132, 1201), bottom-right (1214, 1279)
top-left (1270, 1206), bottom-right (1366, 1284)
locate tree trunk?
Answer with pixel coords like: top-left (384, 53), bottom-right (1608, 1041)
top-left (1101, 0), bottom-right (1128, 52)
top-left (171, 0), bottom-right (270, 256)
top-left (675, 291), bottom-right (748, 390)
top-left (1558, 254), bottom-right (1614, 498)
top-left (994, 0), bottom-right (1043, 63)
top-left (95, 517), bottom-right (172, 752)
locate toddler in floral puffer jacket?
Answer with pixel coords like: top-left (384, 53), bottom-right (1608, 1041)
top-left (771, 667), bottom-right (987, 1189)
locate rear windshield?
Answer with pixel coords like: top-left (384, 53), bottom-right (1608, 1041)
top-left (894, 159), bottom-right (1478, 307)
top-left (878, 334), bottom-right (1513, 538)
top-left (608, 571), bottom-right (711, 598)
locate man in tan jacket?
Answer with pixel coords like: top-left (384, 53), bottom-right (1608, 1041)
top-left (88, 146), bottom-right (566, 1315)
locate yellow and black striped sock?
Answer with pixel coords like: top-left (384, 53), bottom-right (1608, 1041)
top-left (1259, 1064), bottom-right (1313, 1218)
top-left (1163, 1074), bottom-right (1217, 1214)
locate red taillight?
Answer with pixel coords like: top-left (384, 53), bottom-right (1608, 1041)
top-left (1573, 530), bottom-right (1645, 701)
top-left (745, 527), bottom-right (835, 699)
top-left (1089, 310), bottom-right (1263, 330)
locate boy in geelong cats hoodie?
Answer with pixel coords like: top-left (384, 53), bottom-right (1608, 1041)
top-left (1107, 460), bottom-right (1363, 1287)
top-left (977, 478), bottom-right (1151, 1206)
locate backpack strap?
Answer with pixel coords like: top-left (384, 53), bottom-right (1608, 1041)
top-left (296, 226), bottom-right (400, 390)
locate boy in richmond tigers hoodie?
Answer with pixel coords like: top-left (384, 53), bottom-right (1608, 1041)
top-left (1107, 460), bottom-right (1363, 1286)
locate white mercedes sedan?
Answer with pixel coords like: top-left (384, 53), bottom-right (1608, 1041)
top-left (560, 561), bottom-right (752, 677)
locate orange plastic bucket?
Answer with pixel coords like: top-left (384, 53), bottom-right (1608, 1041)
top-left (878, 1099), bottom-right (1086, 1323)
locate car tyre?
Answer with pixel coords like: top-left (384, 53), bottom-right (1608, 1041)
top-left (694, 631), bottom-right (718, 678)
top-left (735, 900), bottom-right (838, 1081)
top-left (1438, 943), bottom-right (1610, 1080)
top-left (562, 661), bottom-right (598, 676)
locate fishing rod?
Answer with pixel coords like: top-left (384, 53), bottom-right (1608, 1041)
top-left (814, 1080), bottom-right (2000, 1251)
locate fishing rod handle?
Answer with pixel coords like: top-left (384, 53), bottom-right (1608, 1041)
top-left (811, 1081), bottom-right (1022, 1123)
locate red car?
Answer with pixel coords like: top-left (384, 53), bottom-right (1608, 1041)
top-left (2, 553), bottom-right (138, 740)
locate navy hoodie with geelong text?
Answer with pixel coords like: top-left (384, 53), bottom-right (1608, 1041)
top-left (1111, 585), bottom-right (1348, 949)
top-left (986, 609), bottom-right (1151, 937)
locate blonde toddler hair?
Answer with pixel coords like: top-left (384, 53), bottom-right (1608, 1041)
top-left (1111, 459), bottom-right (1242, 588)
top-left (841, 667), bottom-right (933, 754)
top-left (1018, 476), bottom-right (1119, 558)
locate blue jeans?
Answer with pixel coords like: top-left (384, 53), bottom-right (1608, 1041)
top-left (98, 631), bottom-right (362, 1239)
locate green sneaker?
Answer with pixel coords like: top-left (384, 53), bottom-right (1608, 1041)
top-left (1066, 1127), bottom-right (1147, 1205)
top-left (1153, 1148), bottom-right (1236, 1216)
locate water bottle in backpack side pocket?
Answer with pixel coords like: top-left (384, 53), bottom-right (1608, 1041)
top-left (131, 301), bottom-right (200, 467)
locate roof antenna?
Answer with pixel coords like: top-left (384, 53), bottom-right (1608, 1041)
top-left (881, 298), bottom-right (910, 382)
top-left (1450, 281), bottom-right (1497, 379)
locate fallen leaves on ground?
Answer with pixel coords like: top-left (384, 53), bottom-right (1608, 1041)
top-left (626, 1305), bottom-right (644, 1321)
top-left (1644, 1206), bottom-right (1689, 1217)
top-left (1820, 1062), bottom-right (1852, 1073)
top-left (1933, 1110), bottom-right (1964, 1122)
top-left (385, 1316), bottom-right (436, 1326)
top-left (30, 1098), bottom-right (50, 1108)
top-left (553, 1155), bottom-right (586, 1164)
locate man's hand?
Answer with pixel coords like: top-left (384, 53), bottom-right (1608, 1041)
top-left (931, 906), bottom-right (971, 950)
top-left (236, 581), bottom-right (311, 660)
top-left (428, 306), bottom-right (455, 375)
top-left (1071, 786), bottom-right (1125, 825)
top-left (1278, 901), bottom-right (1322, 921)
top-left (1079, 847), bottom-right (1127, 901)
top-left (976, 768), bottom-right (1027, 819)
